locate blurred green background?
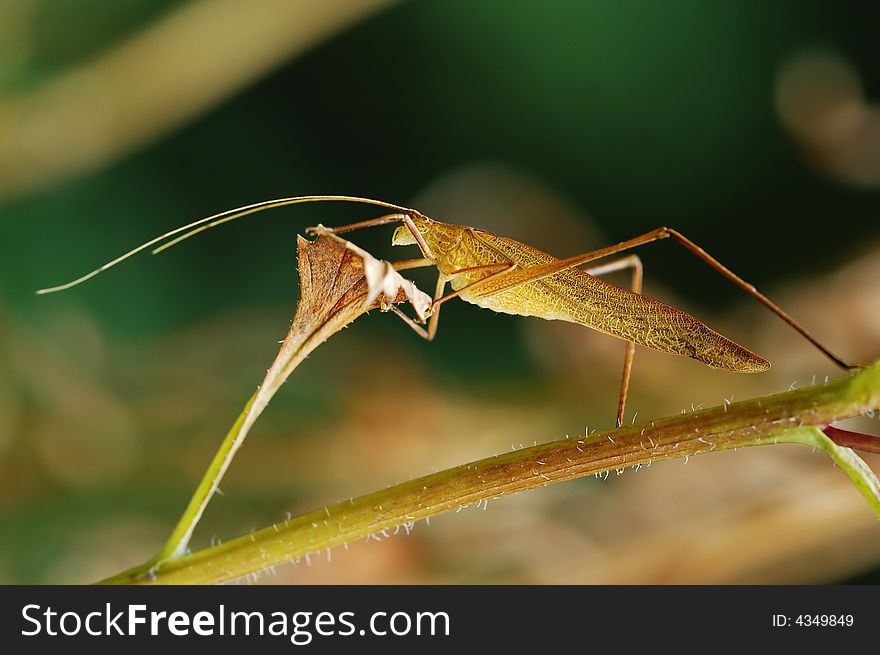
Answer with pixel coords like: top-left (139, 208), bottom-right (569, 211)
top-left (1, 0), bottom-right (878, 584)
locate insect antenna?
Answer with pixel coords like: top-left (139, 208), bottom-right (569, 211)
top-left (36, 195), bottom-right (413, 294)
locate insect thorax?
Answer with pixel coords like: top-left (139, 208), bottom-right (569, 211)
top-left (426, 224), bottom-right (481, 275)
top-left (392, 216), bottom-right (500, 282)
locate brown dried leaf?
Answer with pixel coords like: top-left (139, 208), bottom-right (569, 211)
top-left (270, 231), bottom-right (430, 398)
top-left (300, 226), bottom-right (431, 324)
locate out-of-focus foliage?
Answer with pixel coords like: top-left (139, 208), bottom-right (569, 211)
top-left (0, 0), bottom-right (878, 583)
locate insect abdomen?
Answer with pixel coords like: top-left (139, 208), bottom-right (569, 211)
top-left (565, 281), bottom-right (770, 373)
top-left (463, 259), bottom-right (768, 373)
top-left (446, 230), bottom-right (768, 373)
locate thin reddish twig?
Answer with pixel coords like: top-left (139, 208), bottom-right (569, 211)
top-left (823, 425), bottom-right (880, 454)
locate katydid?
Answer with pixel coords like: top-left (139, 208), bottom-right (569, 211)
top-left (38, 195), bottom-right (860, 427)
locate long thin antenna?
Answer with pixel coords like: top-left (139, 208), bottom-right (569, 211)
top-left (36, 195), bottom-right (414, 294)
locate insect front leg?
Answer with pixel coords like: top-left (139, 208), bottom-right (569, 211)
top-left (306, 213), bottom-right (436, 259)
top-left (387, 274), bottom-right (448, 341)
top-left (390, 261), bottom-right (519, 341)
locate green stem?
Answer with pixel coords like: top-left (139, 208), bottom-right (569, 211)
top-left (781, 427), bottom-right (880, 519)
top-left (101, 361), bottom-right (880, 585)
top-left (155, 389), bottom-right (260, 562)
top-left (155, 313), bottom-right (330, 562)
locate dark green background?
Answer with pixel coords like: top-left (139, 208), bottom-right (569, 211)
top-left (0, 0), bottom-right (877, 583)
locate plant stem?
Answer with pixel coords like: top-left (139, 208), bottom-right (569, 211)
top-left (101, 360), bottom-right (880, 585)
top-left (155, 324), bottom-right (316, 562)
top-left (151, 233), bottom-right (427, 563)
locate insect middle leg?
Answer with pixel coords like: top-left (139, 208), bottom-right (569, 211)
top-left (582, 255), bottom-right (643, 427)
top-left (393, 255), bottom-right (643, 427)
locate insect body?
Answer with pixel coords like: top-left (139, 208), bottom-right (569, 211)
top-left (38, 194), bottom-right (858, 426)
top-left (391, 214), bottom-right (769, 373)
